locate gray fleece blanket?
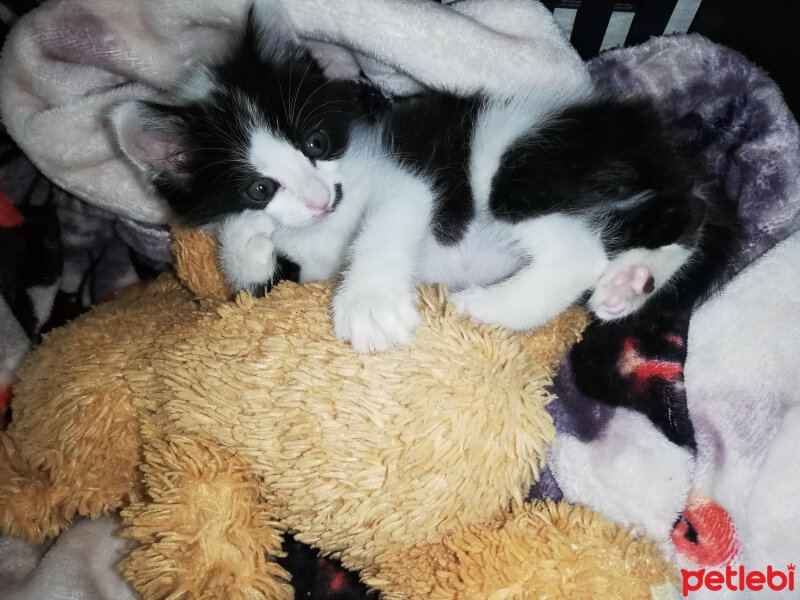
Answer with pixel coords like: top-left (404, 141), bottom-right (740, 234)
top-left (0, 1), bottom-right (799, 599)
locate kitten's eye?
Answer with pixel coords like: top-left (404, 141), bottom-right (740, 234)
top-left (245, 177), bottom-right (278, 203)
top-left (303, 130), bottom-right (330, 160)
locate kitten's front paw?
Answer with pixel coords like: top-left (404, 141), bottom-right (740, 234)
top-left (217, 210), bottom-right (277, 292)
top-left (332, 285), bottom-right (421, 353)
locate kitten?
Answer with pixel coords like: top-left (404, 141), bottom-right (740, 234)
top-left (111, 1), bottom-right (737, 353)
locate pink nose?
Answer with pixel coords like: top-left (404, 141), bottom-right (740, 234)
top-left (303, 179), bottom-right (330, 212)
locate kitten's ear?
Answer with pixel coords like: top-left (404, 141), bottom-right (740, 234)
top-left (247, 0), bottom-right (298, 63)
top-left (110, 100), bottom-right (191, 183)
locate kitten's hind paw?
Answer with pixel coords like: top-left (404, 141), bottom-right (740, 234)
top-left (332, 285), bottom-right (421, 353)
top-left (588, 245), bottom-right (690, 320)
top-left (590, 264), bottom-right (654, 319)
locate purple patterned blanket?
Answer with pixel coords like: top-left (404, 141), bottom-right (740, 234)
top-left (541, 35), bottom-right (800, 599)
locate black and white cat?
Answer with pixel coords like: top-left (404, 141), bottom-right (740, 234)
top-left (111, 1), bottom-right (737, 353)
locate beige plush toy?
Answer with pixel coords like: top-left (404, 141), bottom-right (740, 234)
top-left (0, 229), bottom-right (677, 599)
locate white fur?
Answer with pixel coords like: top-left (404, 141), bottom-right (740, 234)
top-left (417, 216), bottom-right (523, 291)
top-left (270, 125), bottom-right (386, 283)
top-left (216, 209), bottom-right (277, 291)
top-left (330, 153), bottom-right (434, 353)
top-left (449, 215), bottom-right (608, 330)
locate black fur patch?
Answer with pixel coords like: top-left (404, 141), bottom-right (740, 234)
top-left (387, 93), bottom-right (481, 245)
top-left (489, 99), bottom-right (705, 241)
top-left (330, 183), bottom-right (343, 212)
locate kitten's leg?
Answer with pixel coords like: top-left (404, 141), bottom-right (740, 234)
top-left (216, 209), bottom-right (279, 293)
top-left (332, 171), bottom-right (433, 353)
top-left (588, 244), bottom-right (693, 320)
top-left (451, 214), bottom-right (607, 330)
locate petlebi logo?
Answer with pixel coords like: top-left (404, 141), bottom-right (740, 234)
top-left (681, 563), bottom-right (795, 596)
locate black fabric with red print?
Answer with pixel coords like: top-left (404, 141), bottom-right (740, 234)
top-left (567, 296), bottom-right (695, 448)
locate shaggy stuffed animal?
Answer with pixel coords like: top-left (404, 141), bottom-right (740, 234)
top-left (0, 229), bottom-right (677, 599)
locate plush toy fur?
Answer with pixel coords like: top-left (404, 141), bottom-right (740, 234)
top-left (0, 228), bottom-right (676, 599)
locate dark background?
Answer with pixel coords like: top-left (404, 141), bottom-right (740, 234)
top-left (539, 0), bottom-right (800, 119)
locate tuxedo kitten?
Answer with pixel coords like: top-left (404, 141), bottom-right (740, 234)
top-left (111, 1), bottom-right (737, 353)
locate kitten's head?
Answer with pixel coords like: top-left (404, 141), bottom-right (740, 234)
top-left (111, 1), bottom-right (376, 228)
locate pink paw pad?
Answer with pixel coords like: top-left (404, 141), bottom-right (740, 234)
top-left (610, 266), bottom-right (654, 293)
top-left (602, 266), bottom-right (655, 314)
